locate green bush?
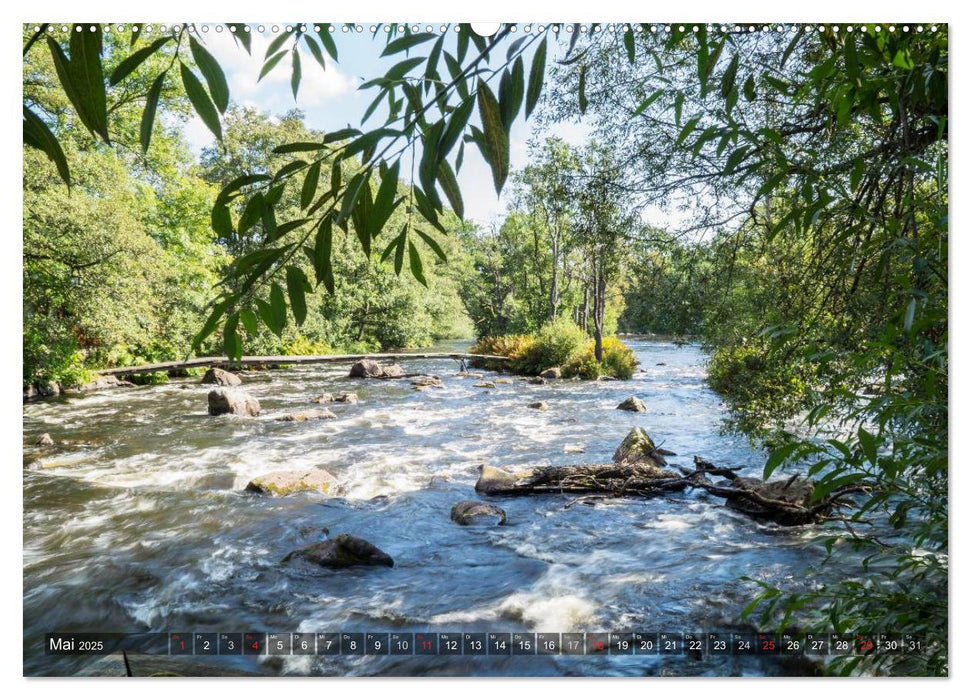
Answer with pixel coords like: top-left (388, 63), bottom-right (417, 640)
top-left (473, 319), bottom-right (636, 380)
top-left (600, 337), bottom-right (638, 380)
top-left (707, 340), bottom-right (814, 435)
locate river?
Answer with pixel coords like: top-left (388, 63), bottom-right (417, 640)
top-left (23, 340), bottom-right (834, 676)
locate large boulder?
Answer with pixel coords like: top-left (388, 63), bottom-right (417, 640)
top-left (310, 393), bottom-right (334, 404)
top-left (450, 500), bottom-right (506, 526)
top-left (245, 468), bottom-right (338, 496)
top-left (275, 409), bottom-right (337, 422)
top-left (36, 433), bottom-right (54, 446)
top-left (207, 388), bottom-right (260, 417)
top-left (613, 427), bottom-right (666, 467)
top-left (202, 367), bottom-right (242, 386)
top-left (617, 396), bottom-right (647, 412)
top-left (473, 381), bottom-right (497, 389)
top-left (283, 534), bottom-right (394, 568)
top-left (528, 401), bottom-right (550, 411)
top-left (349, 359), bottom-right (384, 378)
top-left (539, 367), bottom-right (562, 380)
top-left (350, 360), bottom-right (404, 379)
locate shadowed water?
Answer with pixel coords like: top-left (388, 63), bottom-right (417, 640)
top-left (23, 340), bottom-right (835, 676)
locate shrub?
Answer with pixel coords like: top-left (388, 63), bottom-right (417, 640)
top-left (707, 340), bottom-right (814, 435)
top-left (600, 337), bottom-right (638, 380)
top-left (473, 320), bottom-right (636, 380)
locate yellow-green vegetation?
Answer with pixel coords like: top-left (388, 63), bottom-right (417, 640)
top-left (472, 318), bottom-right (637, 379)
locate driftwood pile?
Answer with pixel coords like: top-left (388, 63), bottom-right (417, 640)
top-left (475, 428), bottom-right (866, 526)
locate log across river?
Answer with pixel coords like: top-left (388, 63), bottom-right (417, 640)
top-left (96, 353), bottom-right (510, 377)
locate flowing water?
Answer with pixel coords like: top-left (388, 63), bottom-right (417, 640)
top-left (23, 340), bottom-right (835, 676)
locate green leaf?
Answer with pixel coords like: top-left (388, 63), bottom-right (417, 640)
top-left (192, 297), bottom-right (232, 351)
top-left (291, 49), bottom-right (302, 99)
top-left (418, 121), bottom-right (445, 210)
top-left (189, 36), bottom-right (229, 112)
top-left (238, 193), bottom-right (264, 234)
top-left (285, 265), bottom-right (309, 325)
top-left (858, 427), bottom-right (878, 466)
top-left (259, 51), bottom-right (287, 81)
top-left (223, 313), bottom-right (241, 360)
top-left (109, 37), bottom-right (171, 86)
top-left (68, 26), bottom-right (110, 142)
top-left (139, 71), bottom-right (166, 152)
top-left (227, 24), bottom-right (251, 54)
top-left (323, 127), bottom-right (361, 144)
top-left (475, 79), bottom-right (510, 195)
top-left (23, 106), bottom-right (70, 185)
top-left (303, 33), bottom-right (327, 71)
top-left (47, 31), bottom-right (110, 143)
top-left (382, 32), bottom-right (436, 56)
top-left (743, 75), bottom-right (756, 101)
top-left (439, 98), bottom-right (474, 159)
top-left (338, 171), bottom-right (367, 226)
top-left (903, 296), bottom-right (917, 333)
top-left (676, 115), bottom-right (701, 146)
top-left (408, 239), bottom-right (427, 286)
top-left (578, 64), bottom-right (588, 114)
top-left (313, 217), bottom-right (335, 293)
top-left (371, 161), bottom-right (400, 233)
top-left (300, 161), bottom-right (321, 209)
top-left (723, 146), bottom-right (749, 175)
top-left (525, 37), bottom-right (547, 119)
top-left (624, 29), bottom-right (636, 64)
top-left (380, 227), bottom-right (406, 273)
top-left (436, 160), bottom-right (463, 219)
top-left (180, 64), bottom-right (222, 140)
top-left (415, 229), bottom-right (447, 262)
top-left (763, 442), bottom-right (801, 480)
top-left (210, 201), bottom-right (233, 237)
top-left (264, 29), bottom-right (291, 59)
top-left (315, 25), bottom-right (338, 61)
top-left (269, 283), bottom-right (288, 334)
top-left (721, 54), bottom-right (739, 99)
top-left (216, 173), bottom-right (271, 205)
top-left (239, 308), bottom-right (259, 336)
top-left (632, 89), bottom-right (663, 117)
top-left (385, 56), bottom-right (425, 81)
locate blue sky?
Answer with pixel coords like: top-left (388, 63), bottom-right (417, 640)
top-left (181, 25), bottom-right (591, 226)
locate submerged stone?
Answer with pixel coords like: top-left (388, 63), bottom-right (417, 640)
top-left (283, 534), bottom-right (394, 568)
top-left (450, 500), bottom-right (506, 526)
top-left (245, 468), bottom-right (338, 496)
top-left (275, 409), bottom-right (337, 422)
top-left (617, 396), bottom-right (647, 412)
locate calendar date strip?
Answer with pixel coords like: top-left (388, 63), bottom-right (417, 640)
top-left (45, 632), bottom-right (930, 657)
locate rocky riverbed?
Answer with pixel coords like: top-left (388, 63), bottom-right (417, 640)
top-left (23, 340), bottom-right (843, 677)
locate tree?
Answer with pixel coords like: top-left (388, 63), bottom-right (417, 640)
top-left (573, 142), bottom-right (635, 361)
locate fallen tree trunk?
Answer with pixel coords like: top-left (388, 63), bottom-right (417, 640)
top-left (473, 431), bottom-right (869, 526)
top-left (475, 462), bottom-right (691, 497)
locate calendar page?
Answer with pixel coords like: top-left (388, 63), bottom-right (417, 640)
top-left (22, 16), bottom-right (948, 680)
